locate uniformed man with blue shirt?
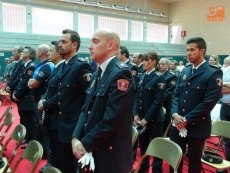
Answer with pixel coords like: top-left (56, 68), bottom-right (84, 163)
top-left (28, 44), bottom-right (54, 167)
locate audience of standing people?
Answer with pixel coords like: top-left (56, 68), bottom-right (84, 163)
top-left (2, 30), bottom-right (228, 173)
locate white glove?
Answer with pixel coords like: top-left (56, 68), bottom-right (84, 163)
top-left (172, 121), bottom-right (187, 138)
top-left (89, 152), bottom-right (95, 171)
top-left (179, 128), bottom-right (187, 137)
top-left (78, 152), bottom-right (95, 171)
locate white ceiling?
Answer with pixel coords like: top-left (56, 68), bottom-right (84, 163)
top-left (153, 0), bottom-right (180, 3)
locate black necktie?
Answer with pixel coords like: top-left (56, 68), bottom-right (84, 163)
top-left (192, 68), bottom-right (196, 74)
top-left (62, 63), bottom-right (66, 73)
top-left (94, 68), bottom-right (102, 93)
top-left (97, 68), bottom-right (102, 82)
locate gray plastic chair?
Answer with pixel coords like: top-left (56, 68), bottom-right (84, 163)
top-left (134, 137), bottom-right (182, 173)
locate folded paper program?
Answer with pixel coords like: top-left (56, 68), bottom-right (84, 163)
top-left (78, 152), bottom-right (95, 171)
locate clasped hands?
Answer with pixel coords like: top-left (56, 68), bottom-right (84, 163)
top-left (173, 114), bottom-right (188, 137)
top-left (72, 138), bottom-right (95, 171)
top-left (134, 115), bottom-right (147, 127)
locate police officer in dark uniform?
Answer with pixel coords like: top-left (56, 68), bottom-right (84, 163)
top-left (158, 57), bottom-right (177, 134)
top-left (57, 29), bottom-right (92, 173)
top-left (28, 44), bottom-right (54, 167)
top-left (37, 41), bottom-right (64, 172)
top-left (118, 46), bottom-right (138, 84)
top-left (134, 51), bottom-right (166, 173)
top-left (6, 46), bottom-right (24, 97)
top-left (12, 46), bottom-right (36, 144)
top-left (72, 29), bottom-right (135, 173)
top-left (170, 37), bottom-right (223, 173)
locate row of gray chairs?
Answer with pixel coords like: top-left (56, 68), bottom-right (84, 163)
top-left (0, 105), bottom-right (62, 173)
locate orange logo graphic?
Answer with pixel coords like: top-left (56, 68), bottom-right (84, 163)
top-left (207, 6), bottom-right (225, 22)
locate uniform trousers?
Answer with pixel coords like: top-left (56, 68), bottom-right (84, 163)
top-left (48, 129), bottom-right (60, 167)
top-left (33, 100), bottom-right (52, 163)
top-left (18, 109), bottom-right (36, 142)
top-left (139, 122), bottom-right (163, 173)
top-left (220, 103), bottom-right (230, 161)
top-left (59, 142), bottom-right (78, 173)
top-left (170, 127), bottom-right (206, 173)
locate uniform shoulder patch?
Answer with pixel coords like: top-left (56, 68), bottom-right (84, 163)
top-left (216, 78), bottom-right (223, 86)
top-left (158, 83), bottom-right (165, 89)
top-left (116, 62), bottom-right (128, 69)
top-left (83, 73), bottom-right (92, 82)
top-left (117, 79), bottom-right (129, 91)
top-left (171, 80), bottom-right (176, 86)
top-left (27, 70), bottom-right (33, 76)
top-left (38, 71), bottom-right (44, 77)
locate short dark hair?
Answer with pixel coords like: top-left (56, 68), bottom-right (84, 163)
top-left (171, 60), bottom-right (178, 66)
top-left (186, 37), bottom-right (207, 53)
top-left (51, 41), bottom-right (59, 52)
top-left (62, 29), bottom-right (81, 51)
top-left (120, 46), bottom-right (129, 58)
top-left (25, 46), bottom-right (36, 61)
top-left (18, 46), bottom-right (24, 53)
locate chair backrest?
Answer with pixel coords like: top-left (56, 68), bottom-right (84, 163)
top-left (11, 140), bottom-right (43, 173)
top-left (44, 166), bottom-right (62, 173)
top-left (132, 126), bottom-right (138, 147)
top-left (0, 112), bottom-right (14, 144)
top-left (145, 137), bottom-right (182, 172)
top-left (0, 105), bottom-right (12, 123)
top-left (211, 121), bottom-right (230, 139)
top-left (2, 124), bottom-right (26, 172)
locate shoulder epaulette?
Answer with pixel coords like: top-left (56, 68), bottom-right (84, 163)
top-left (117, 62), bottom-right (129, 68)
top-left (169, 71), bottom-right (175, 75)
top-left (77, 57), bottom-right (88, 62)
top-left (155, 72), bottom-right (161, 76)
top-left (130, 62), bottom-right (137, 66)
top-left (209, 64), bottom-right (221, 69)
top-left (185, 63), bottom-right (192, 67)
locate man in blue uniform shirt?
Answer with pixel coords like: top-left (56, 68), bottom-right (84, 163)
top-left (170, 37), bottom-right (223, 173)
top-left (28, 44), bottom-right (54, 167)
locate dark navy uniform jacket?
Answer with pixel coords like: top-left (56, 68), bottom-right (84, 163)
top-left (162, 70), bottom-right (177, 100)
top-left (171, 61), bottom-right (223, 138)
top-left (14, 61), bottom-right (36, 111)
top-left (73, 57), bottom-right (135, 173)
top-left (7, 59), bottom-right (24, 92)
top-left (57, 55), bottom-right (92, 143)
top-left (161, 70), bottom-right (177, 115)
top-left (134, 70), bottom-right (166, 123)
top-left (127, 60), bottom-right (138, 85)
top-left (42, 62), bottom-right (64, 130)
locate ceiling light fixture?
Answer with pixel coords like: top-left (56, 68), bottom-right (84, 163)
top-left (59, 0), bottom-right (167, 18)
